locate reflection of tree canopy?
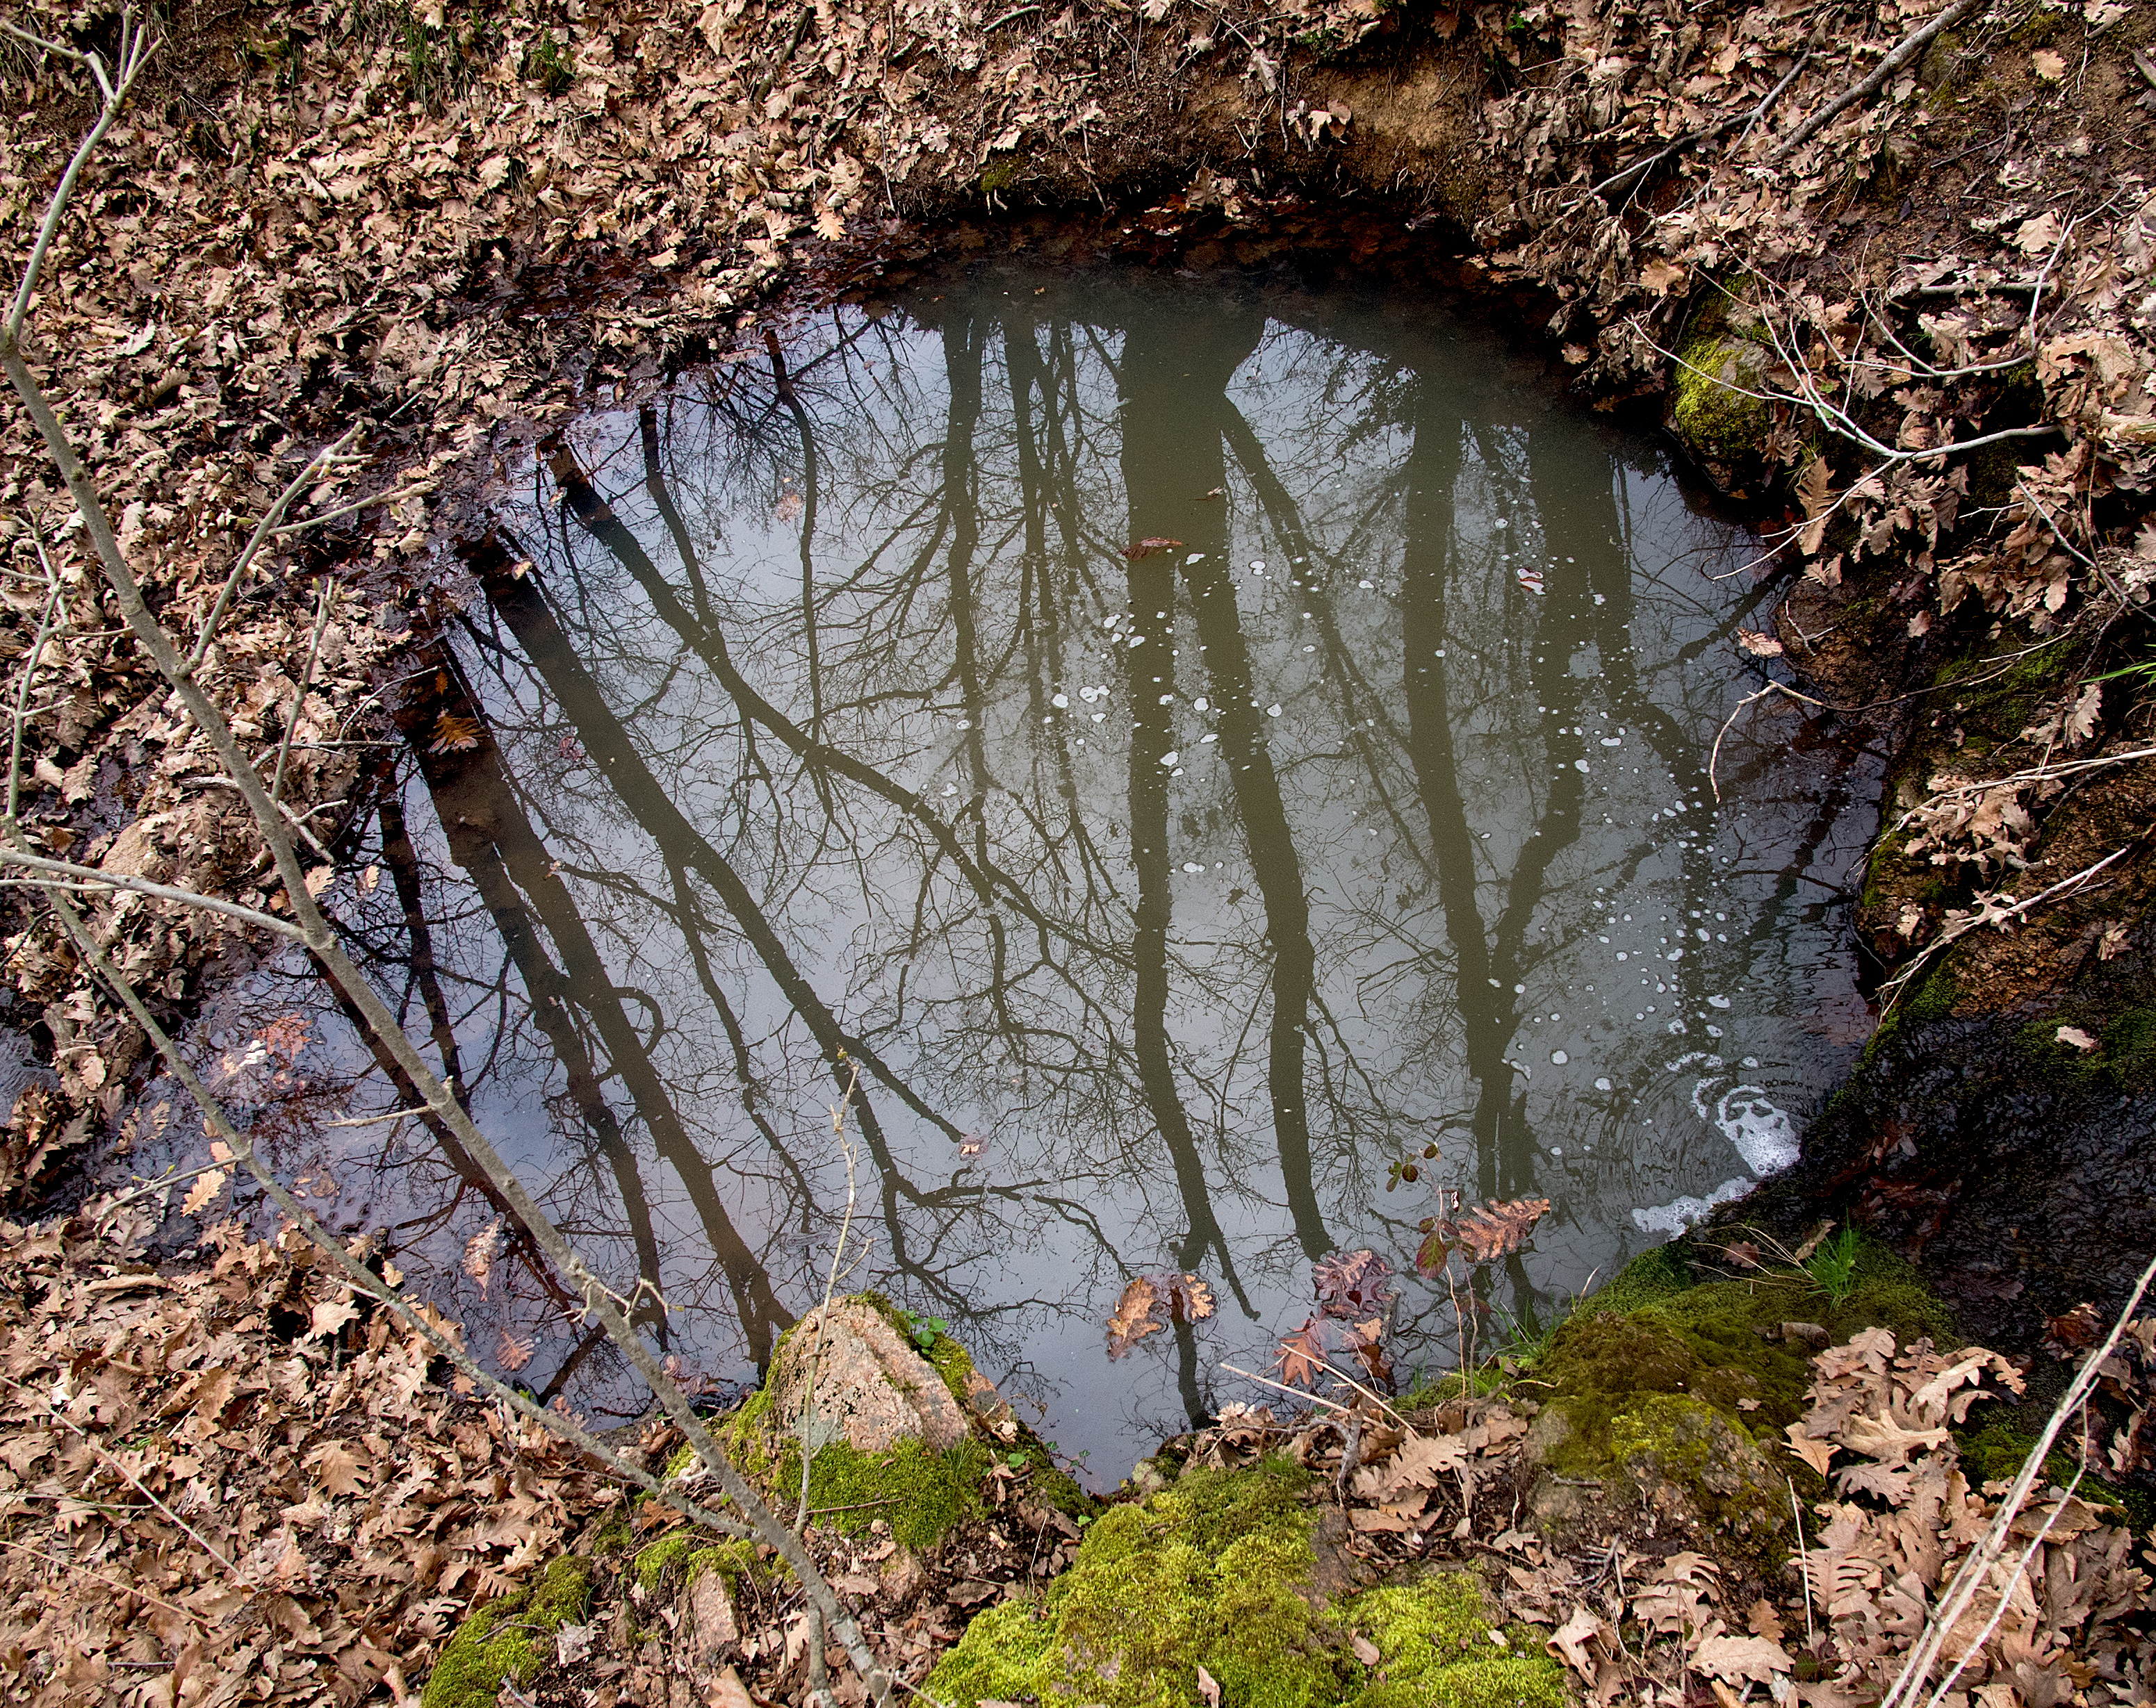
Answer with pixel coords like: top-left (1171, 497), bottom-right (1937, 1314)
top-left (313, 272), bottom-right (1865, 1456)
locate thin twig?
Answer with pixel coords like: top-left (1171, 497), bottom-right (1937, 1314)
top-left (1219, 1363), bottom-right (1354, 1416)
top-left (0, 1534), bottom-right (207, 1627)
top-left (0, 13), bottom-right (156, 351)
top-left (188, 427), bottom-right (362, 670)
top-left (321, 1106), bottom-right (428, 1128)
top-left (1877, 1252), bottom-right (2156, 1708)
top-left (1881, 843), bottom-right (2135, 1011)
top-left (1709, 680), bottom-right (1830, 801)
top-left (0, 1372), bottom-right (239, 1575)
top-left (795, 1060), bottom-right (863, 1534)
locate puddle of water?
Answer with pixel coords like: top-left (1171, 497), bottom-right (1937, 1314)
top-left (95, 262), bottom-right (1878, 1480)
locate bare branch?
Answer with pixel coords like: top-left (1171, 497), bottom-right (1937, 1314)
top-left (0, 845), bottom-right (310, 939)
top-left (2, 63), bottom-right (890, 1693)
top-left (0, 10), bottom-right (156, 352)
top-left (1770, 0), bottom-right (1984, 161)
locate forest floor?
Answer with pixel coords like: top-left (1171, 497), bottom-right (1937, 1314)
top-left (2, 0), bottom-right (2156, 1702)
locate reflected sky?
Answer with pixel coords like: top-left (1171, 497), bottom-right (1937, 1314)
top-left (104, 263), bottom-right (1878, 1481)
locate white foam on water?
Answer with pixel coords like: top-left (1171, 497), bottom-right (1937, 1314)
top-left (1716, 1086), bottom-right (1799, 1174)
top-left (1633, 1179), bottom-right (1753, 1234)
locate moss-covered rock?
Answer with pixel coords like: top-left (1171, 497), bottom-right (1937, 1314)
top-left (634, 1532), bottom-right (763, 1595)
top-left (420, 1554), bottom-right (591, 1708)
top-left (1607, 1393), bottom-right (1790, 1570)
top-left (1670, 334), bottom-right (1770, 467)
top-left (926, 1461), bottom-right (1567, 1708)
top-left (1523, 1234), bottom-right (1970, 1575)
top-left (720, 1297), bottom-right (1091, 1547)
top-left (927, 1460), bottom-right (1349, 1708)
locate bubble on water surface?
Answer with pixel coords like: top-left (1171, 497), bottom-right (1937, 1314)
top-left (1052, 693), bottom-right (1069, 709)
top-left (1594, 1076), bottom-right (1613, 1092)
top-left (1550, 1050), bottom-right (1568, 1065)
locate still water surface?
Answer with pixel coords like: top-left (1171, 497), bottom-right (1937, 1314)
top-left (112, 263), bottom-right (1878, 1479)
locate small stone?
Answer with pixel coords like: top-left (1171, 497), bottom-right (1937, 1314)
top-left (764, 1300), bottom-right (969, 1454)
top-left (685, 1570), bottom-right (737, 1660)
top-left (1779, 1322), bottom-right (1831, 1349)
top-left (881, 1546), bottom-right (929, 1605)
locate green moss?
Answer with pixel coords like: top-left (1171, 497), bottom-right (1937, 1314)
top-left (2105, 1006), bottom-right (2156, 1086)
top-left (420, 1555), bottom-right (590, 1708)
top-left (1345, 1579), bottom-right (1568, 1708)
top-left (1671, 335), bottom-right (1770, 466)
top-left (1856, 959), bottom-right (1963, 1070)
top-left (1607, 1394), bottom-right (1791, 1570)
top-left (1584, 1242), bottom-right (1694, 1315)
top-left (664, 1438), bottom-right (702, 1477)
top-left (635, 1533), bottom-right (695, 1591)
top-left (591, 1507), bottom-right (633, 1555)
top-left (779, 1435), bottom-right (993, 1552)
top-left (1545, 1236), bottom-right (1959, 1483)
top-left (851, 1291), bottom-right (977, 1409)
top-left (636, 1533), bottom-right (764, 1596)
top-left (927, 1460), bottom-right (1355, 1708)
top-left (1957, 1422), bottom-right (2153, 1534)
top-left (2013, 1005), bottom-right (2156, 1092)
top-left (686, 1538), bottom-right (760, 1588)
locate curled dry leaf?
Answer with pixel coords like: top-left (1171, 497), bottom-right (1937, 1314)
top-left (1120, 537), bottom-right (1185, 559)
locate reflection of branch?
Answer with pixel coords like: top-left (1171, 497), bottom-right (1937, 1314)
top-left (2, 51), bottom-right (887, 1690)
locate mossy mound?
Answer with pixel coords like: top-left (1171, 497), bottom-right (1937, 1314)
top-left (927, 1460), bottom-right (1347, 1708)
top-left (926, 1461), bottom-right (1567, 1708)
top-left (1957, 1421), bottom-right (2153, 1534)
top-left (1544, 1233), bottom-right (1958, 1452)
top-left (420, 1555), bottom-right (590, 1708)
top-left (634, 1533), bottom-right (762, 1594)
top-left (1670, 334), bottom-right (1770, 467)
top-left (1344, 1580), bottom-right (1568, 1708)
top-left (1608, 1393), bottom-right (1791, 1569)
top-left (1528, 1233), bottom-right (1969, 1572)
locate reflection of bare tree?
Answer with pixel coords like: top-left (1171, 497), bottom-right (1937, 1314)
top-left (400, 642), bottom-right (793, 1358)
top-left (286, 278), bottom-right (1868, 1464)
